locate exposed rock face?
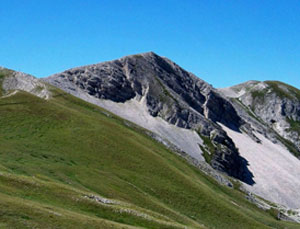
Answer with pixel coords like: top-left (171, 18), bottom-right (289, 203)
top-left (47, 53), bottom-right (243, 129)
top-left (219, 81), bottom-right (300, 155)
top-left (44, 52), bottom-right (253, 183)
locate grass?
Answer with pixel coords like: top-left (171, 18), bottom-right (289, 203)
top-left (0, 88), bottom-right (299, 228)
top-left (286, 117), bottom-right (300, 136)
top-left (198, 135), bottom-right (216, 164)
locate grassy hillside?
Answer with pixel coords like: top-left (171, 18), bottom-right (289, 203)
top-left (0, 88), bottom-right (298, 228)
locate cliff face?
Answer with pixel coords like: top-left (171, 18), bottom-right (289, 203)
top-left (45, 52), bottom-right (253, 183)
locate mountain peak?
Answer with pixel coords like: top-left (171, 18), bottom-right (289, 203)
top-left (44, 53), bottom-right (253, 184)
top-left (139, 51), bottom-right (158, 56)
top-left (116, 51), bottom-right (160, 61)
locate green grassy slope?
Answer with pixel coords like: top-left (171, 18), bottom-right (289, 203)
top-left (0, 88), bottom-right (298, 228)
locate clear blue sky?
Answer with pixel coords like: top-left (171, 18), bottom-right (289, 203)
top-left (1, 0), bottom-right (300, 89)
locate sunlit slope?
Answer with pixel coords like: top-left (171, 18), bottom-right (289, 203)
top-left (0, 89), bottom-right (298, 228)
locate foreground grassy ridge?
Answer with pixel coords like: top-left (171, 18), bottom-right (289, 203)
top-left (0, 89), bottom-right (298, 228)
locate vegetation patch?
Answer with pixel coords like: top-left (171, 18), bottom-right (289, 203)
top-left (231, 98), bottom-right (264, 123)
top-left (198, 134), bottom-right (217, 164)
top-left (199, 144), bottom-right (212, 164)
top-left (286, 117), bottom-right (300, 135)
top-left (250, 89), bottom-right (268, 107)
top-left (154, 75), bottom-right (179, 106)
top-left (276, 133), bottom-right (300, 158)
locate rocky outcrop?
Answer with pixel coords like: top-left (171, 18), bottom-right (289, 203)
top-left (44, 52), bottom-right (254, 183)
top-left (0, 67), bottom-right (50, 99)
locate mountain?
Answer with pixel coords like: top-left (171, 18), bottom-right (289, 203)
top-left (45, 52), bottom-right (300, 210)
top-left (1, 55), bottom-right (300, 228)
top-left (2, 67), bottom-right (299, 228)
top-left (44, 52), bottom-right (254, 184)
